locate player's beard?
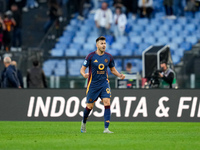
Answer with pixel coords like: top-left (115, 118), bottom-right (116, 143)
top-left (99, 46), bottom-right (106, 53)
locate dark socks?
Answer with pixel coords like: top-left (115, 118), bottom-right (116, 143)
top-left (104, 106), bottom-right (110, 128)
top-left (83, 107), bottom-right (92, 123)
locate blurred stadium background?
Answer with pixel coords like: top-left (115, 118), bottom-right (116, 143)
top-left (0, 0), bottom-right (200, 89)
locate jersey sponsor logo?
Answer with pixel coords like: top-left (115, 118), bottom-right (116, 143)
top-left (94, 59), bottom-right (98, 63)
top-left (98, 64), bottom-right (105, 70)
top-left (104, 59), bottom-right (108, 63)
top-left (83, 60), bottom-right (87, 65)
top-left (97, 71), bottom-right (105, 74)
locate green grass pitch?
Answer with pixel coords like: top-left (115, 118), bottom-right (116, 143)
top-left (0, 121), bottom-right (199, 150)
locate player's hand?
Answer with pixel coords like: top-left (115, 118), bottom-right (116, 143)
top-left (83, 73), bottom-right (89, 79)
top-left (120, 74), bottom-right (125, 80)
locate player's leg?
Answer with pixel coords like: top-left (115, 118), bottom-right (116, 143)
top-left (83, 102), bottom-right (94, 124)
top-left (81, 88), bottom-right (99, 133)
top-left (81, 102), bottom-right (94, 133)
top-left (102, 98), bottom-right (113, 133)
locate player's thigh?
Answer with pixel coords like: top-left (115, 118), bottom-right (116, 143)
top-left (87, 87), bottom-right (101, 103)
top-left (100, 83), bottom-right (111, 99)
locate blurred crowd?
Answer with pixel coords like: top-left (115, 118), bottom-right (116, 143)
top-left (0, 56), bottom-right (47, 88)
top-left (91, 0), bottom-right (200, 38)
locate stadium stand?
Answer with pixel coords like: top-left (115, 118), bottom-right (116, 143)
top-left (43, 0), bottom-right (200, 77)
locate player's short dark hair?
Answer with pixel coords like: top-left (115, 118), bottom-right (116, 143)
top-left (126, 62), bottom-right (132, 68)
top-left (33, 60), bottom-right (39, 67)
top-left (96, 36), bottom-right (106, 43)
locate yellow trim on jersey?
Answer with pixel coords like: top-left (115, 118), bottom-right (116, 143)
top-left (86, 74), bottom-right (92, 95)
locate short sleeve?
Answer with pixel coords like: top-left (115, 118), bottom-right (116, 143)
top-left (109, 56), bottom-right (115, 68)
top-left (83, 55), bottom-right (91, 67)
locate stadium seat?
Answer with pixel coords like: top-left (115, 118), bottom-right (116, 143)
top-left (106, 49), bottom-right (120, 56)
top-left (185, 24), bottom-right (196, 32)
top-left (144, 36), bottom-right (156, 45)
top-left (115, 36), bottom-right (128, 45)
top-left (137, 18), bottom-right (149, 25)
top-left (153, 31), bottom-right (165, 38)
top-left (171, 24), bottom-right (183, 32)
top-left (130, 36), bottom-right (143, 44)
top-left (178, 30), bottom-right (191, 38)
top-left (132, 25), bottom-right (144, 33)
top-left (145, 24), bottom-right (158, 32)
top-left (119, 49), bottom-right (132, 56)
top-left (157, 36), bottom-right (170, 45)
top-left (111, 42), bottom-right (124, 50)
top-left (176, 17), bottom-right (188, 25)
top-left (51, 49), bottom-right (64, 56)
top-left (69, 43), bottom-right (82, 50)
top-left (73, 36), bottom-right (86, 45)
top-left (180, 42), bottom-right (192, 51)
top-left (165, 31), bottom-right (178, 38)
top-left (172, 54), bottom-right (181, 64)
top-left (158, 24), bottom-right (171, 32)
top-left (185, 36), bottom-right (198, 45)
top-left (87, 36), bottom-right (97, 45)
top-left (65, 48), bottom-right (78, 56)
top-left (79, 49), bottom-right (93, 56)
top-left (128, 31), bottom-right (140, 38)
top-left (76, 31), bottom-right (88, 37)
top-left (104, 35), bottom-right (114, 45)
top-left (58, 36), bottom-right (72, 45)
top-left (168, 43), bottom-right (179, 50)
top-left (55, 43), bottom-right (68, 50)
top-left (83, 43), bottom-right (95, 51)
top-left (125, 43), bottom-right (138, 51)
top-left (172, 37), bottom-right (184, 45)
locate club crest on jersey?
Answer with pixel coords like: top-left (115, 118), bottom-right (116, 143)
top-left (104, 59), bottom-right (108, 63)
top-left (98, 64), bottom-right (105, 70)
top-left (94, 59), bottom-right (98, 63)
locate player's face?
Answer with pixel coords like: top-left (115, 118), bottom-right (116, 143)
top-left (97, 40), bottom-right (106, 52)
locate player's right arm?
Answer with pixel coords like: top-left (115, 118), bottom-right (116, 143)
top-left (80, 66), bottom-right (89, 79)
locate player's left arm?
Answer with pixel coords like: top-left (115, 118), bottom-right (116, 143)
top-left (110, 67), bottom-right (125, 80)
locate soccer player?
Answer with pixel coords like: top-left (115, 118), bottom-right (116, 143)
top-left (80, 36), bottom-right (125, 133)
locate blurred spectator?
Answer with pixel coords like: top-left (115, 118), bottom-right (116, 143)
top-left (8, 0), bottom-right (27, 13)
top-left (44, 0), bottom-right (60, 33)
top-left (11, 61), bottom-right (24, 88)
top-left (0, 0), bottom-right (7, 13)
top-left (184, 0), bottom-right (198, 16)
top-left (121, 62), bottom-right (133, 74)
top-left (113, 7), bottom-right (127, 38)
top-left (77, 0), bottom-right (86, 20)
top-left (3, 11), bottom-right (16, 51)
top-left (113, 0), bottom-right (126, 13)
top-left (90, 0), bottom-right (99, 13)
top-left (27, 60), bottom-right (47, 88)
top-left (138, 0), bottom-right (153, 18)
top-left (2, 57), bottom-right (20, 88)
top-left (25, 0), bottom-right (38, 9)
top-left (173, 0), bottom-right (185, 17)
top-left (132, 0), bottom-right (138, 19)
top-left (163, 0), bottom-right (176, 19)
top-left (68, 0), bottom-right (85, 20)
top-left (11, 4), bottom-right (22, 51)
top-left (94, 2), bottom-right (113, 36)
top-left (0, 14), bottom-right (6, 50)
top-left (196, 0), bottom-right (200, 10)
